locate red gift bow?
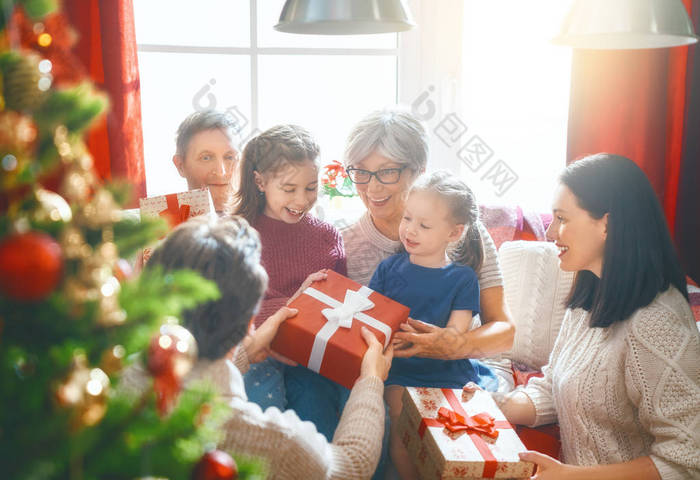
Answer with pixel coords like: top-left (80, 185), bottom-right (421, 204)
top-left (418, 388), bottom-right (513, 478)
top-left (153, 372), bottom-right (180, 417)
top-left (159, 194), bottom-right (191, 229)
top-left (436, 407), bottom-right (499, 439)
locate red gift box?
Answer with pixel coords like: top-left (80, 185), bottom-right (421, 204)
top-left (139, 187), bottom-right (214, 227)
top-left (270, 270), bottom-right (409, 389)
top-left (139, 188), bottom-right (216, 263)
top-left (398, 387), bottom-right (536, 479)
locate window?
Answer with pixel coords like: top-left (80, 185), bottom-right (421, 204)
top-left (134, 0), bottom-right (398, 200)
top-left (459, 1), bottom-right (572, 211)
top-left (135, 0), bottom-right (571, 214)
top-left (399, 0), bottom-right (572, 212)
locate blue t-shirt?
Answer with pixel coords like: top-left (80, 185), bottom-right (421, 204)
top-left (370, 252), bottom-right (492, 388)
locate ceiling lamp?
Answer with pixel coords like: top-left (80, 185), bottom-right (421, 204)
top-left (274, 0), bottom-right (416, 35)
top-left (552, 0), bottom-right (698, 49)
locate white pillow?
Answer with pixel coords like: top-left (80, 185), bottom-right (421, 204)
top-left (498, 241), bottom-right (575, 370)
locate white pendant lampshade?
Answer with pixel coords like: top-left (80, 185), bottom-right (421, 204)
top-left (553, 0), bottom-right (698, 49)
top-left (274, 0), bottom-right (416, 35)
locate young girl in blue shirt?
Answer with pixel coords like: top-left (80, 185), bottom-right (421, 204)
top-left (369, 170), bottom-right (496, 480)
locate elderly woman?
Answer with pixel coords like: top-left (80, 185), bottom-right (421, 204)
top-left (341, 107), bottom-right (515, 359)
top-left (128, 216), bottom-right (394, 479)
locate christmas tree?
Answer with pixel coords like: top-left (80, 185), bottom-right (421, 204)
top-left (0, 2), bottom-right (263, 478)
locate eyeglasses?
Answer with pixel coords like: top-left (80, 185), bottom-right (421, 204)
top-left (346, 165), bottom-right (408, 184)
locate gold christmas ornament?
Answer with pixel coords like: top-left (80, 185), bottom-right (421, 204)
top-left (63, 277), bottom-right (97, 304)
top-left (79, 367), bottom-right (110, 427)
top-left (96, 240), bottom-right (118, 264)
top-left (0, 110), bottom-right (38, 151)
top-left (79, 254), bottom-right (112, 288)
top-left (61, 168), bottom-right (92, 203)
top-left (78, 238), bottom-right (118, 288)
top-left (100, 345), bottom-right (126, 375)
top-left (55, 354), bottom-right (111, 428)
top-left (80, 189), bottom-right (121, 228)
top-left (32, 188), bottom-right (72, 224)
top-left (76, 152), bottom-right (94, 170)
top-left (54, 125), bottom-right (73, 159)
top-left (55, 355), bottom-right (89, 408)
top-left (97, 276), bottom-right (127, 327)
top-left (59, 226), bottom-right (91, 260)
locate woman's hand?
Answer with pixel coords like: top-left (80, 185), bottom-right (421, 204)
top-left (463, 381), bottom-right (537, 426)
top-left (463, 386), bottom-right (577, 479)
top-left (393, 318), bottom-right (467, 360)
top-left (519, 451), bottom-right (581, 479)
top-left (286, 269), bottom-right (328, 305)
top-left (242, 307), bottom-right (299, 365)
top-left (359, 326), bottom-right (393, 381)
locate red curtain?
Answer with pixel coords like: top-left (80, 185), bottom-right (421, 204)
top-left (64, 0), bottom-right (146, 207)
top-left (567, 0), bottom-right (699, 283)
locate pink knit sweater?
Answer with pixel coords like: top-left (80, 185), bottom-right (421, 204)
top-left (253, 214), bottom-right (347, 327)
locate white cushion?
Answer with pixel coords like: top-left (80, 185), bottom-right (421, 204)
top-left (498, 241), bottom-right (575, 370)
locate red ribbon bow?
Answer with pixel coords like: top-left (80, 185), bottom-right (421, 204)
top-left (159, 194), bottom-right (191, 228)
top-left (436, 406), bottom-right (499, 439)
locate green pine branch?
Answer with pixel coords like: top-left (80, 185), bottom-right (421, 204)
top-left (1, 14), bottom-right (267, 477)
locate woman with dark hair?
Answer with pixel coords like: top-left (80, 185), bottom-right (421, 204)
top-left (466, 153), bottom-right (700, 479)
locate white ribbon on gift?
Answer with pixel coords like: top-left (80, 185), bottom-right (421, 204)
top-left (303, 286), bottom-right (392, 374)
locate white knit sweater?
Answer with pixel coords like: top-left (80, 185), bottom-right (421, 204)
top-left (521, 287), bottom-right (700, 479)
top-left (121, 346), bottom-right (385, 479)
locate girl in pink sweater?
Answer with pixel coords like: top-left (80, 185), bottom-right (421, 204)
top-left (232, 125), bottom-right (348, 419)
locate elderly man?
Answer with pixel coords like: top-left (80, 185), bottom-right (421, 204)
top-left (172, 110), bottom-right (241, 213)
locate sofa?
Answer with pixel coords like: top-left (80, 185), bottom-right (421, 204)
top-left (479, 205), bottom-right (700, 459)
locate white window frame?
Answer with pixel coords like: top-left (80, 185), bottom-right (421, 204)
top-left (136, 0), bottom-right (401, 141)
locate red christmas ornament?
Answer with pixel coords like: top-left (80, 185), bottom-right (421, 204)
top-left (192, 450), bottom-right (238, 480)
top-left (147, 323), bottom-right (197, 415)
top-left (0, 231), bottom-right (63, 301)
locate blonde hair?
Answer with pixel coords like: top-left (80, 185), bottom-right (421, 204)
top-left (232, 125), bottom-right (320, 222)
top-left (411, 171), bottom-right (483, 272)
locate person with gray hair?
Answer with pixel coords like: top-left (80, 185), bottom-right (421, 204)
top-left (341, 106), bottom-right (515, 362)
top-left (172, 110), bottom-right (241, 213)
top-left (124, 215), bottom-right (394, 479)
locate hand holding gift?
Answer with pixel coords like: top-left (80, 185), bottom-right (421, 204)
top-left (242, 307), bottom-right (299, 365)
top-left (271, 270), bottom-right (409, 389)
top-left (286, 269), bottom-right (329, 305)
top-left (138, 187), bottom-right (216, 264)
top-left (359, 326), bottom-right (393, 382)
